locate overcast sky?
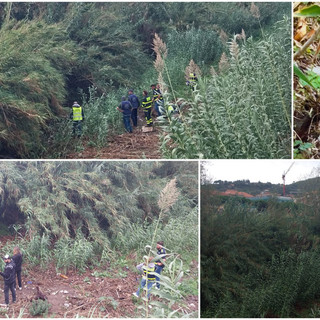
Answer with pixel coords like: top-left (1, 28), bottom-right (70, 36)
top-left (202, 160), bottom-right (320, 185)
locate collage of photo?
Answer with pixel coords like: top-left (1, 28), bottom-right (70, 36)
top-left (0, 1), bottom-right (318, 318)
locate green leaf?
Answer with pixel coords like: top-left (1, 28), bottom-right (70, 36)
top-left (299, 142), bottom-right (313, 150)
top-left (302, 70), bottom-right (320, 88)
top-left (295, 5), bottom-right (320, 17)
top-left (294, 140), bottom-right (302, 147)
top-left (294, 64), bottom-right (317, 88)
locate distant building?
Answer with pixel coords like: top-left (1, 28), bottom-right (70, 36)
top-left (211, 190), bottom-right (294, 202)
top-left (211, 190), bottom-right (253, 198)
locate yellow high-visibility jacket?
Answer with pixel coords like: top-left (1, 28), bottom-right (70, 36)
top-left (72, 106), bottom-right (83, 121)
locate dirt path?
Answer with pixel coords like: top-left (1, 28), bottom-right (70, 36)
top-left (67, 111), bottom-right (163, 159)
top-left (67, 128), bottom-right (161, 159)
top-left (0, 263), bottom-right (198, 318)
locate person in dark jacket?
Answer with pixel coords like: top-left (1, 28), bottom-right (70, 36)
top-left (117, 96), bottom-right (133, 133)
top-left (12, 247), bottom-right (23, 290)
top-left (128, 89), bottom-right (140, 127)
top-left (155, 241), bottom-right (166, 289)
top-left (0, 255), bottom-right (16, 306)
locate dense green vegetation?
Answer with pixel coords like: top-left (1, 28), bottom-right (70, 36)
top-left (201, 179), bottom-right (320, 318)
top-left (294, 3), bottom-right (320, 158)
top-left (0, 2), bottom-right (290, 158)
top-left (0, 161), bottom-right (198, 316)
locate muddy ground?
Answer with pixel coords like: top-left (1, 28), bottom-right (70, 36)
top-left (0, 263), bottom-right (198, 318)
top-left (67, 128), bottom-right (161, 159)
top-left (67, 109), bottom-right (162, 159)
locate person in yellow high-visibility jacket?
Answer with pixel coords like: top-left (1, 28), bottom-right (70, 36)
top-left (186, 73), bottom-right (198, 91)
top-left (70, 101), bottom-right (84, 137)
top-left (132, 256), bottom-right (156, 299)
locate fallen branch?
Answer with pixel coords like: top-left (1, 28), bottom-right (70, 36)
top-left (294, 25), bottom-right (320, 60)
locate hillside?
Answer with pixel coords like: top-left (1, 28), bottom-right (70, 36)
top-left (201, 178), bottom-right (320, 318)
top-left (0, 161), bottom-right (198, 318)
top-left (0, 2), bottom-right (291, 158)
top-left (203, 177), bottom-right (320, 198)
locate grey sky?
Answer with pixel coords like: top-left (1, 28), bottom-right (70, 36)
top-left (203, 160), bottom-right (320, 185)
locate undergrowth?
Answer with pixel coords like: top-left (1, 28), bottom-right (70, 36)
top-left (201, 191), bottom-right (320, 318)
top-left (29, 299), bottom-right (50, 317)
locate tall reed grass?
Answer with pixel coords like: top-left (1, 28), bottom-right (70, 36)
top-left (156, 18), bottom-right (291, 159)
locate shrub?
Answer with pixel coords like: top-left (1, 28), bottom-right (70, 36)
top-left (24, 234), bottom-right (51, 267)
top-left (54, 234), bottom-right (94, 273)
top-left (29, 299), bottom-right (50, 316)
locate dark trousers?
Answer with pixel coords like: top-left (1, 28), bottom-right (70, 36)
top-left (4, 282), bottom-right (16, 305)
top-left (15, 270), bottom-right (22, 288)
top-left (131, 108), bottom-right (138, 127)
top-left (123, 115), bottom-right (133, 133)
top-left (72, 121), bottom-right (82, 137)
top-left (155, 265), bottom-right (164, 288)
top-left (143, 108), bottom-right (153, 126)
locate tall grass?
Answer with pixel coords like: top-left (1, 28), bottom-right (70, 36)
top-left (165, 28), bottom-right (224, 91)
top-left (112, 207), bottom-right (198, 264)
top-left (44, 86), bottom-right (124, 157)
top-left (0, 19), bottom-right (76, 158)
top-left (157, 18), bottom-right (291, 159)
top-left (54, 234), bottom-right (94, 273)
top-left (81, 87), bottom-right (124, 147)
top-left (128, 179), bottom-right (198, 317)
top-left (25, 234), bottom-right (51, 268)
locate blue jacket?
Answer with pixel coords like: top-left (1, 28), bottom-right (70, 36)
top-left (119, 100), bottom-right (132, 116)
top-left (128, 94), bottom-right (140, 109)
top-left (156, 248), bottom-right (166, 267)
top-left (0, 260), bottom-right (16, 284)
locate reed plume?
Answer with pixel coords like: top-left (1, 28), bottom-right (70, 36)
top-left (185, 59), bottom-right (202, 81)
top-left (219, 52), bottom-right (230, 73)
top-left (250, 2), bottom-right (260, 19)
top-left (158, 178), bottom-right (179, 213)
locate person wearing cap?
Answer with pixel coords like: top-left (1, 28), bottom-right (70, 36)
top-left (0, 255), bottom-right (16, 306)
top-left (151, 84), bottom-right (163, 117)
top-left (132, 256), bottom-right (156, 299)
top-left (141, 91), bottom-right (153, 127)
top-left (12, 247), bottom-right (23, 291)
top-left (128, 89), bottom-right (140, 127)
top-left (69, 101), bottom-right (84, 137)
top-left (117, 96), bottom-right (133, 133)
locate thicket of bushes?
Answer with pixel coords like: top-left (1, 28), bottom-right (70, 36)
top-left (0, 2), bottom-right (290, 158)
top-left (158, 17), bottom-right (291, 159)
top-left (0, 161), bottom-right (198, 272)
top-left (201, 190), bottom-right (320, 318)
